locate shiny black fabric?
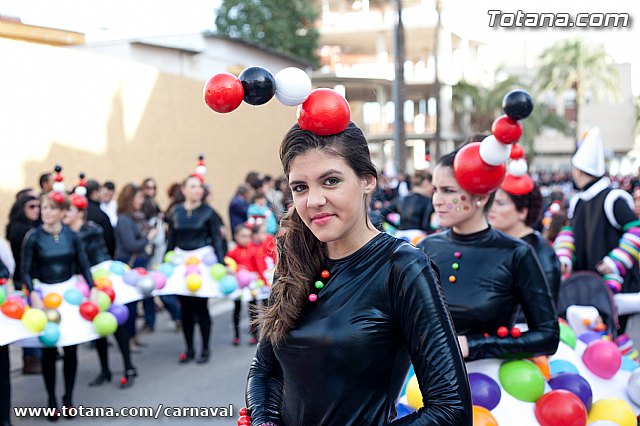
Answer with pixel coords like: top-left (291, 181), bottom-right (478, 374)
top-left (386, 194), bottom-right (433, 232)
top-left (246, 233), bottom-right (472, 426)
top-left (21, 225), bottom-right (94, 291)
top-left (418, 227), bottom-right (559, 361)
top-left (166, 204), bottom-right (225, 259)
top-left (0, 257), bottom-right (9, 279)
top-left (522, 231), bottom-right (561, 305)
top-left (78, 221), bottom-right (111, 267)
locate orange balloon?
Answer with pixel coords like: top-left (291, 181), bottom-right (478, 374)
top-left (185, 256), bottom-right (201, 266)
top-left (1, 301), bottom-right (25, 320)
top-left (94, 277), bottom-right (113, 289)
top-left (528, 356), bottom-right (551, 381)
top-left (43, 293), bottom-right (63, 309)
top-left (473, 406), bottom-right (498, 426)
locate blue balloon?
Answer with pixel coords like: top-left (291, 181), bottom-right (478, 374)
top-left (109, 261), bottom-right (126, 276)
top-left (39, 322), bottom-right (60, 347)
top-left (622, 356), bottom-right (639, 372)
top-left (157, 263), bottom-right (175, 277)
top-left (107, 304), bottom-right (129, 326)
top-left (549, 359), bottom-right (579, 376)
top-left (63, 288), bottom-right (83, 306)
top-left (219, 275), bottom-right (238, 295)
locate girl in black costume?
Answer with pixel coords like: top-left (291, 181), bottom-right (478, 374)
top-left (165, 174), bottom-right (226, 364)
top-left (22, 191), bottom-right (95, 420)
top-left (417, 151), bottom-right (559, 361)
top-left (63, 193), bottom-right (137, 388)
top-left (244, 123), bottom-right (471, 426)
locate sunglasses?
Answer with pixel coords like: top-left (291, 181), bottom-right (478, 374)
top-left (145, 185), bottom-right (156, 190)
top-left (25, 204), bottom-right (40, 209)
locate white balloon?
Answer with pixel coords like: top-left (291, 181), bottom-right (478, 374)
top-left (74, 186), bottom-right (87, 196)
top-left (195, 165), bottom-right (207, 176)
top-left (52, 182), bottom-right (65, 193)
top-left (627, 368), bottom-right (640, 405)
top-left (508, 159), bottom-right (528, 177)
top-left (275, 67), bottom-right (312, 106)
top-left (479, 135), bottom-right (511, 166)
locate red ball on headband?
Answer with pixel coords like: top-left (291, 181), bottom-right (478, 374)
top-left (297, 89), bottom-right (351, 136)
top-left (491, 115), bottom-right (522, 144)
top-left (501, 173), bottom-right (534, 196)
top-left (203, 73), bottom-right (244, 113)
top-left (453, 142), bottom-right (506, 195)
top-left (71, 195), bottom-right (88, 210)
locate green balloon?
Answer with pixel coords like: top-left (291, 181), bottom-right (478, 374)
top-left (499, 360), bottom-right (545, 402)
top-left (92, 269), bottom-right (109, 279)
top-left (163, 250), bottom-right (175, 263)
top-left (0, 286), bottom-right (6, 305)
top-left (559, 323), bottom-right (576, 349)
top-left (22, 308), bottom-right (47, 333)
top-left (97, 292), bottom-right (111, 312)
top-left (93, 312), bottom-right (118, 336)
top-left (210, 264), bottom-right (227, 281)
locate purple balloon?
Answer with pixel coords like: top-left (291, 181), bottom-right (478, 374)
top-left (202, 252), bottom-right (218, 266)
top-left (468, 372), bottom-right (501, 410)
top-left (578, 331), bottom-right (602, 345)
top-left (107, 304), bottom-right (129, 326)
top-left (236, 269), bottom-right (254, 289)
top-left (184, 265), bottom-right (200, 277)
top-left (123, 270), bottom-right (140, 286)
top-left (150, 271), bottom-right (167, 290)
top-left (548, 372), bottom-right (592, 411)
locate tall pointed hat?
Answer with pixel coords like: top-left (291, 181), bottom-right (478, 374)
top-left (572, 127), bottom-right (605, 177)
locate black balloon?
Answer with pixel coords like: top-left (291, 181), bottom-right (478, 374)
top-left (502, 90), bottom-right (534, 121)
top-left (238, 66), bottom-right (276, 106)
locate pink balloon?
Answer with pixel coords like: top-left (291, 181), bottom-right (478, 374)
top-left (150, 271), bottom-right (167, 290)
top-left (236, 269), bottom-right (254, 289)
top-left (184, 265), bottom-right (200, 277)
top-left (582, 340), bottom-right (621, 379)
top-left (75, 278), bottom-right (90, 298)
top-left (6, 295), bottom-right (26, 308)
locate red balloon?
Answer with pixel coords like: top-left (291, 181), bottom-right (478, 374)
top-left (510, 144), bottom-right (524, 160)
top-left (100, 287), bottom-right (116, 303)
top-left (501, 174), bottom-right (534, 196)
top-left (134, 267), bottom-right (148, 276)
top-left (453, 143), bottom-right (506, 195)
top-left (203, 73), bottom-right (244, 113)
top-left (50, 192), bottom-right (65, 204)
top-left (491, 115), bottom-right (522, 144)
top-left (71, 195), bottom-right (88, 210)
top-left (1, 301), bottom-right (24, 319)
top-left (297, 88), bottom-right (350, 136)
top-left (534, 390), bottom-right (587, 426)
top-left (79, 301), bottom-right (100, 321)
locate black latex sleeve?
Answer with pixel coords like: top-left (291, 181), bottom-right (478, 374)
top-left (246, 336), bottom-right (284, 426)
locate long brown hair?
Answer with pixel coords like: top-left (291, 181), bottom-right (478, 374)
top-left (117, 183), bottom-right (142, 216)
top-left (259, 122), bottom-right (378, 346)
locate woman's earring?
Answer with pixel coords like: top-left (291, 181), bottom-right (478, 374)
top-left (476, 200), bottom-right (482, 207)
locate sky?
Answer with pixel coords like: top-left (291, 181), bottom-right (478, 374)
top-left (1, 0), bottom-right (639, 94)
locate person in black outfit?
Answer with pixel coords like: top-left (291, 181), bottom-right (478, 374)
top-left (166, 175), bottom-right (226, 365)
top-left (22, 193), bottom-right (96, 420)
top-left (228, 184), bottom-right (250, 241)
top-left (63, 195), bottom-right (137, 389)
top-left (417, 151), bottom-right (559, 361)
top-left (85, 180), bottom-right (115, 258)
top-left (384, 170), bottom-right (434, 233)
top-left (1, 257), bottom-right (13, 426)
top-left (244, 123), bottom-right (471, 426)
top-left (488, 182), bottom-right (561, 309)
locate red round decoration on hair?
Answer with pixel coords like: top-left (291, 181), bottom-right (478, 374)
top-left (510, 144), bottom-right (524, 160)
top-left (297, 88), bottom-right (351, 136)
top-left (501, 174), bottom-right (534, 196)
top-left (71, 195), bottom-right (88, 210)
top-left (203, 73), bottom-right (245, 113)
top-left (453, 142), bottom-right (506, 195)
top-left (50, 192), bottom-right (65, 204)
top-left (491, 115), bottom-right (522, 144)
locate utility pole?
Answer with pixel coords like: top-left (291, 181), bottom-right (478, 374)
top-left (433, 0), bottom-right (442, 161)
top-left (392, 0), bottom-right (407, 175)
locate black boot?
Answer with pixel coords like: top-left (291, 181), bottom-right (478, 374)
top-left (88, 371), bottom-right (111, 387)
top-left (119, 369), bottom-right (138, 389)
top-left (196, 350), bottom-right (210, 364)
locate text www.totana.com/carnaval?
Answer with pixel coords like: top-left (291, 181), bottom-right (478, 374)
top-left (14, 404), bottom-right (235, 419)
top-left (488, 10), bottom-right (631, 28)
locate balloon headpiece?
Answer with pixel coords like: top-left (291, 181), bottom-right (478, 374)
top-left (49, 164), bottom-right (67, 205)
top-left (70, 173), bottom-right (89, 210)
top-left (191, 154), bottom-right (206, 183)
top-left (453, 90), bottom-right (534, 195)
top-left (203, 67), bottom-right (350, 136)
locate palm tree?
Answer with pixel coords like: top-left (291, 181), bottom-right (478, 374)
top-left (535, 38), bottom-right (620, 141)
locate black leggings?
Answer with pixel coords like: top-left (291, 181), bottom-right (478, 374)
top-left (42, 346), bottom-right (77, 406)
top-left (233, 300), bottom-right (259, 339)
top-left (178, 296), bottom-right (211, 354)
top-left (95, 325), bottom-right (134, 374)
top-left (0, 345), bottom-right (10, 422)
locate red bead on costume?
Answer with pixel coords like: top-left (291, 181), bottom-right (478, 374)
top-left (321, 270), bottom-right (330, 279)
top-left (483, 333), bottom-right (490, 338)
top-left (239, 408), bottom-right (248, 416)
top-left (497, 326), bottom-right (509, 338)
top-left (448, 275), bottom-right (456, 283)
top-left (454, 251), bottom-right (461, 259)
top-left (0, 278), bottom-right (6, 285)
top-left (308, 294), bottom-right (318, 302)
top-left (510, 327), bottom-right (522, 338)
top-left (237, 415), bottom-right (251, 426)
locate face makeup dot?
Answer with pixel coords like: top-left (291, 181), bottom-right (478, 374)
top-left (461, 195), bottom-right (467, 201)
top-left (452, 198), bottom-right (459, 204)
top-left (455, 207), bottom-right (461, 212)
top-left (463, 205), bottom-right (470, 211)
top-left (447, 203), bottom-right (453, 209)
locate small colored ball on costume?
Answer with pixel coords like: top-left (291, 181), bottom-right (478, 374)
top-left (498, 359), bottom-right (545, 402)
top-left (137, 276), bottom-right (155, 297)
top-left (491, 114), bottom-right (523, 144)
top-left (582, 339), bottom-right (622, 379)
top-left (150, 271), bottom-right (167, 290)
top-left (237, 415), bottom-right (251, 426)
top-left (203, 73), bottom-right (244, 113)
top-left (448, 275), bottom-right (456, 283)
top-left (185, 256), bottom-right (200, 266)
top-left (321, 270), bottom-right (330, 279)
top-left (236, 269), bottom-right (254, 289)
top-left (21, 308), bottom-right (47, 333)
top-left (79, 301), bottom-right (100, 321)
top-left (123, 270), bottom-right (140, 286)
top-left (210, 263), bottom-right (228, 281)
top-left (308, 294), bottom-right (318, 302)
top-left (274, 67), bottom-right (312, 106)
top-left (502, 89), bottom-right (534, 120)
top-left (479, 135), bottom-right (511, 166)
top-left (453, 142), bottom-right (506, 195)
top-left (534, 390), bottom-right (587, 426)
top-left (472, 406), bottom-right (498, 426)
top-left (43, 292), bottom-right (62, 309)
top-left (202, 252), bottom-right (217, 266)
top-left (39, 322), bottom-right (60, 347)
top-left (184, 265), bottom-right (201, 276)
top-left (497, 326), bottom-right (509, 338)
top-left (297, 88), bottom-right (351, 136)
top-left (452, 263), bottom-right (459, 270)
top-left (97, 291), bottom-right (111, 311)
top-left (108, 304), bottom-right (130, 326)
top-left (164, 251), bottom-right (175, 263)
top-left (186, 274), bottom-right (202, 292)
top-left (94, 277), bottom-right (113, 289)
top-left (92, 268), bottom-right (110, 280)
top-left (93, 312), bottom-right (118, 336)
top-left (219, 275), bottom-right (238, 295)
top-left (587, 398), bottom-right (636, 426)
top-left (238, 66), bottom-right (276, 106)
top-left (44, 309), bottom-right (61, 324)
top-left (454, 251), bottom-right (461, 258)
top-left (63, 288), bottom-right (83, 306)
top-left (314, 281), bottom-right (324, 289)
top-left (510, 327), bottom-right (522, 338)
top-left (468, 373), bottom-right (501, 410)
top-left (109, 261), bottom-right (126, 276)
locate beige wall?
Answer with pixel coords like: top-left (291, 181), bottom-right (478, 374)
top-left (0, 38), bottom-right (298, 235)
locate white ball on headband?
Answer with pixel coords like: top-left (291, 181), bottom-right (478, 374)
top-left (75, 186), bottom-right (87, 196)
top-left (275, 67), bottom-right (312, 107)
top-left (53, 182), bottom-right (65, 193)
top-left (479, 135), bottom-right (510, 166)
top-left (508, 159), bottom-right (528, 177)
top-left (196, 165), bottom-right (207, 176)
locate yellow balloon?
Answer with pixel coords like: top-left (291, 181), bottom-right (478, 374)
top-left (587, 398), bottom-right (636, 426)
top-left (185, 256), bottom-right (201, 266)
top-left (186, 273), bottom-right (202, 292)
top-left (406, 375), bottom-right (423, 410)
top-left (21, 308), bottom-right (47, 333)
top-left (224, 256), bottom-right (238, 272)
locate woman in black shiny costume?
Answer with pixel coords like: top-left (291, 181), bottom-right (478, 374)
top-left (22, 193), bottom-right (95, 420)
top-left (245, 123), bottom-right (471, 426)
top-left (418, 151), bottom-right (559, 361)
